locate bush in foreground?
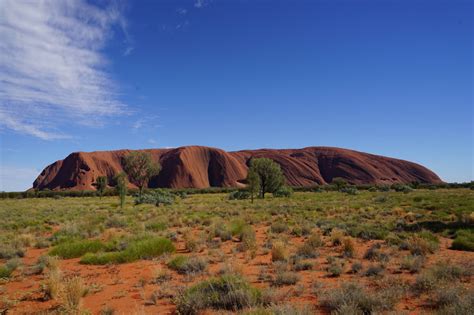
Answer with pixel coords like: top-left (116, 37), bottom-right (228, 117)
top-left (80, 237), bottom-right (174, 265)
top-left (49, 240), bottom-right (105, 259)
top-left (321, 282), bottom-right (401, 314)
top-left (167, 256), bottom-right (207, 275)
top-left (175, 275), bottom-right (261, 314)
top-left (228, 190), bottom-right (251, 200)
top-left (135, 189), bottom-right (175, 206)
top-left (272, 186), bottom-right (293, 198)
top-left (451, 229), bottom-right (474, 252)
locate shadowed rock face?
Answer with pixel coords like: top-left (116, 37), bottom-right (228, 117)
top-left (33, 146), bottom-right (442, 190)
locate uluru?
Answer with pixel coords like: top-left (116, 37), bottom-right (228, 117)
top-left (33, 146), bottom-right (442, 191)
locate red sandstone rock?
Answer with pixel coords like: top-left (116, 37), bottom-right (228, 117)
top-left (33, 146), bottom-right (442, 190)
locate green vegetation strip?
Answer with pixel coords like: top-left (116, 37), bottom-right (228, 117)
top-left (49, 240), bottom-right (105, 259)
top-left (80, 237), bottom-right (174, 265)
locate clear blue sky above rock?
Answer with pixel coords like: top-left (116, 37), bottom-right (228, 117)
top-left (0, 0), bottom-right (472, 191)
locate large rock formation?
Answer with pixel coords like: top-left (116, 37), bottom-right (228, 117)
top-left (33, 146), bottom-right (442, 190)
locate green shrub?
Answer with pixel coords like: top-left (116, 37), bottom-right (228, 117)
top-left (296, 243), bottom-right (319, 259)
top-left (175, 275), bottom-right (261, 314)
top-left (271, 241), bottom-right (288, 262)
top-left (135, 189), bottom-right (175, 206)
top-left (363, 244), bottom-right (388, 262)
top-left (272, 186), bottom-right (293, 198)
top-left (212, 223), bottom-right (232, 241)
top-left (145, 221), bottom-right (168, 232)
top-left (392, 184), bottom-right (413, 193)
top-left (0, 265), bottom-right (13, 278)
top-left (400, 255), bottom-right (424, 273)
top-left (293, 260), bottom-right (313, 271)
top-left (364, 264), bottom-right (384, 277)
top-left (306, 233), bottom-right (323, 248)
top-left (229, 219), bottom-right (247, 236)
top-left (228, 190), bottom-right (251, 200)
top-left (80, 252), bottom-right (124, 265)
top-left (451, 229), bottom-right (474, 251)
top-left (340, 186), bottom-right (358, 195)
top-left (238, 226), bottom-right (257, 251)
top-left (0, 258), bottom-right (20, 278)
top-left (80, 237), bottom-right (174, 265)
top-left (432, 285), bottom-right (474, 315)
top-left (167, 256), bottom-right (207, 274)
top-left (270, 222), bottom-right (288, 234)
top-left (49, 239), bottom-right (105, 259)
top-left (403, 232), bottom-right (439, 256)
top-left (330, 228), bottom-right (345, 246)
top-left (413, 262), bottom-right (470, 292)
top-left (327, 259), bottom-right (344, 277)
top-left (342, 237), bottom-right (355, 258)
top-left (273, 271), bottom-right (300, 286)
top-left (321, 282), bottom-right (401, 314)
top-left (351, 262), bottom-right (363, 274)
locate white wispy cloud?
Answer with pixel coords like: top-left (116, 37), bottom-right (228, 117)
top-left (0, 0), bottom-right (129, 140)
top-left (194, 0), bottom-right (211, 9)
top-left (131, 115), bottom-right (161, 132)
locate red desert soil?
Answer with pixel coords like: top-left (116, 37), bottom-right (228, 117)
top-left (33, 146), bottom-right (442, 191)
top-left (1, 225), bottom-right (472, 315)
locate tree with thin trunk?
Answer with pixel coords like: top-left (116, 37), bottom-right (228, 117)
top-left (95, 176), bottom-right (108, 199)
top-left (248, 158), bottom-right (284, 199)
top-left (123, 151), bottom-right (161, 197)
top-left (246, 168), bottom-right (260, 203)
top-left (115, 172), bottom-right (128, 208)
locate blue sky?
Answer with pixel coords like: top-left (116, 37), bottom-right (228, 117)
top-left (0, 0), bottom-right (472, 191)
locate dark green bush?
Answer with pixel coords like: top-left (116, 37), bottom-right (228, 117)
top-left (49, 239), bottom-right (105, 259)
top-left (272, 186), bottom-right (293, 198)
top-left (451, 229), bottom-right (474, 251)
top-left (80, 237), bottom-right (174, 265)
top-left (135, 189), bottom-right (175, 206)
top-left (340, 186), bottom-right (358, 195)
top-left (228, 190), bottom-right (251, 200)
top-left (167, 256), bottom-right (207, 274)
top-left (175, 275), bottom-right (262, 314)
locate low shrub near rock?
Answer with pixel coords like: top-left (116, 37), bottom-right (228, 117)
top-left (272, 186), bottom-right (293, 198)
top-left (228, 190), bottom-right (251, 200)
top-left (135, 189), bottom-right (175, 206)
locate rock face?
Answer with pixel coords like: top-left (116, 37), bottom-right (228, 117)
top-left (33, 146), bottom-right (442, 190)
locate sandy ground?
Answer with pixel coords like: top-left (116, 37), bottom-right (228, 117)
top-left (1, 225), bottom-right (473, 314)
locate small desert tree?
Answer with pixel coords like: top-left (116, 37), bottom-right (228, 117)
top-left (95, 176), bottom-right (108, 199)
top-left (123, 151), bottom-right (161, 197)
top-left (248, 158), bottom-right (284, 199)
top-left (115, 172), bottom-right (128, 208)
top-left (331, 177), bottom-right (347, 190)
top-left (246, 168), bottom-right (260, 203)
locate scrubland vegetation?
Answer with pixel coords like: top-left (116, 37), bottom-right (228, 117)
top-left (0, 187), bottom-right (472, 314)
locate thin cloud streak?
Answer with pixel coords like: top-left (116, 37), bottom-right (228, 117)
top-left (0, 0), bottom-right (128, 140)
